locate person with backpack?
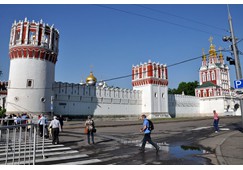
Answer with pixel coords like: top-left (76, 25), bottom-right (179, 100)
top-left (139, 114), bottom-right (159, 153)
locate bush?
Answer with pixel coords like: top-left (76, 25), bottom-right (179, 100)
top-left (0, 108), bottom-right (6, 118)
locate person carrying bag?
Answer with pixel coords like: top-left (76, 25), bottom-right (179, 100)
top-left (84, 115), bottom-right (96, 144)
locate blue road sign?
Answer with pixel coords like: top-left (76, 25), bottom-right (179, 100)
top-left (234, 79), bottom-right (243, 89)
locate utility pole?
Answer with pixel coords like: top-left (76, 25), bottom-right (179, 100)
top-left (225, 5), bottom-right (243, 128)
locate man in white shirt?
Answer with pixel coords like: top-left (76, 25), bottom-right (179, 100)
top-left (49, 116), bottom-right (62, 145)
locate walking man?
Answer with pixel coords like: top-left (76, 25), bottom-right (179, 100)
top-left (139, 114), bottom-right (159, 152)
top-left (49, 116), bottom-right (62, 145)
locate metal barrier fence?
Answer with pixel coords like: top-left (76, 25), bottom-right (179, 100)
top-left (0, 123), bottom-right (38, 165)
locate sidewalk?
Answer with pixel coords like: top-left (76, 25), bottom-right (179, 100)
top-left (63, 118), bottom-right (243, 165)
top-left (198, 129), bottom-right (243, 165)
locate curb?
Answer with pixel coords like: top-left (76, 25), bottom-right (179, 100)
top-left (215, 131), bottom-right (239, 165)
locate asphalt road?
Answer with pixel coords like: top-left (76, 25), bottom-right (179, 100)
top-left (58, 116), bottom-right (242, 165)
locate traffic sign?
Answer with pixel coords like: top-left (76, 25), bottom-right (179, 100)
top-left (234, 79), bottom-right (243, 89)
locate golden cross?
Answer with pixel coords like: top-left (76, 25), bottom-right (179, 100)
top-left (90, 65), bottom-right (93, 72)
top-left (209, 36), bottom-right (213, 44)
top-left (202, 48), bottom-right (205, 55)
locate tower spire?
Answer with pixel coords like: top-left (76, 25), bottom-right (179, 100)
top-left (208, 36), bottom-right (217, 64)
top-left (202, 48), bottom-right (207, 66)
top-left (209, 36), bottom-right (213, 45)
top-left (218, 47), bottom-right (224, 64)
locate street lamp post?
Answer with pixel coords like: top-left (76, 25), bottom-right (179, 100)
top-left (224, 5), bottom-right (243, 129)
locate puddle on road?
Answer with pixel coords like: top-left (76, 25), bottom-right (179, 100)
top-left (135, 143), bottom-right (212, 164)
top-left (170, 145), bottom-right (204, 158)
top-left (163, 144), bottom-right (212, 164)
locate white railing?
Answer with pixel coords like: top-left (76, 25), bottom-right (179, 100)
top-left (0, 123), bottom-right (38, 165)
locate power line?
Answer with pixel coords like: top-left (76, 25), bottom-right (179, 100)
top-left (103, 49), bottom-right (230, 82)
top-left (7, 49), bottom-right (230, 90)
top-left (93, 4), bottom-right (224, 37)
top-left (134, 4), bottom-right (229, 33)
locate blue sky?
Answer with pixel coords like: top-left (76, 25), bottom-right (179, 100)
top-left (1, 3), bottom-right (243, 89)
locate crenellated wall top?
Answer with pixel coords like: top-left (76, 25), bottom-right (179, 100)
top-left (8, 18), bottom-right (60, 64)
top-left (53, 82), bottom-right (142, 99)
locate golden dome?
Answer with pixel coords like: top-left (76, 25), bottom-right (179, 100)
top-left (219, 50), bottom-right (223, 60)
top-left (202, 48), bottom-right (207, 61)
top-left (208, 36), bottom-right (217, 57)
top-left (86, 72), bottom-right (97, 85)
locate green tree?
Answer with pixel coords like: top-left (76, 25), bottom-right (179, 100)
top-left (168, 88), bottom-right (177, 94)
top-left (169, 81), bottom-right (199, 96)
top-left (0, 108), bottom-right (6, 117)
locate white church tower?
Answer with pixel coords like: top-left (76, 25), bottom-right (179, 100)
top-left (6, 18), bottom-right (59, 115)
top-left (132, 60), bottom-right (170, 119)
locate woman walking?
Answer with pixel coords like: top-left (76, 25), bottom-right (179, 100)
top-left (85, 115), bottom-right (96, 144)
top-left (213, 110), bottom-right (219, 133)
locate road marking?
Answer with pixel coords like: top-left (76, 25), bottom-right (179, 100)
top-left (56, 159), bottom-right (102, 165)
top-left (192, 126), bottom-right (230, 131)
top-left (192, 126), bottom-right (212, 131)
top-left (219, 128), bottom-right (230, 131)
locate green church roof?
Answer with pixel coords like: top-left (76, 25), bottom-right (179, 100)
top-left (196, 82), bottom-right (220, 88)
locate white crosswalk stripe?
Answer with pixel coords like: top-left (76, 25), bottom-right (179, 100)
top-left (0, 138), bottom-right (102, 165)
top-left (54, 159), bottom-right (102, 165)
top-left (191, 126), bottom-right (212, 130)
top-left (191, 126), bottom-right (230, 131)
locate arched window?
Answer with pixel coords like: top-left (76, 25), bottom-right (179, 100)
top-left (15, 30), bottom-right (21, 44)
top-left (209, 89), bottom-right (213, 96)
top-left (29, 31), bottom-right (36, 44)
top-left (211, 71), bottom-right (215, 80)
top-left (207, 72), bottom-right (211, 81)
top-left (143, 69), bottom-right (147, 78)
top-left (203, 89), bottom-right (207, 97)
top-left (154, 68), bottom-right (157, 78)
top-left (202, 72), bottom-right (206, 82)
top-left (135, 70), bottom-right (139, 79)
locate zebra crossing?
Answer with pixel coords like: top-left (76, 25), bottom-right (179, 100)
top-left (0, 138), bottom-right (102, 165)
top-left (0, 128), bottom-right (146, 165)
top-left (1, 125), bottom-right (219, 165)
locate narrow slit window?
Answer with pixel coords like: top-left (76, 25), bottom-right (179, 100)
top-left (27, 79), bottom-right (33, 88)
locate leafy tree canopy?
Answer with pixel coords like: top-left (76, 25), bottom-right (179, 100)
top-left (168, 81), bottom-right (199, 96)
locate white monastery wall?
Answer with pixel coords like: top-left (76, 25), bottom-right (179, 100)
top-left (53, 82), bottom-right (142, 117)
top-left (168, 94), bottom-right (200, 117)
top-left (199, 96), bottom-right (241, 116)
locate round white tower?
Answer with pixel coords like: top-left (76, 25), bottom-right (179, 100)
top-left (6, 18), bottom-right (59, 115)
